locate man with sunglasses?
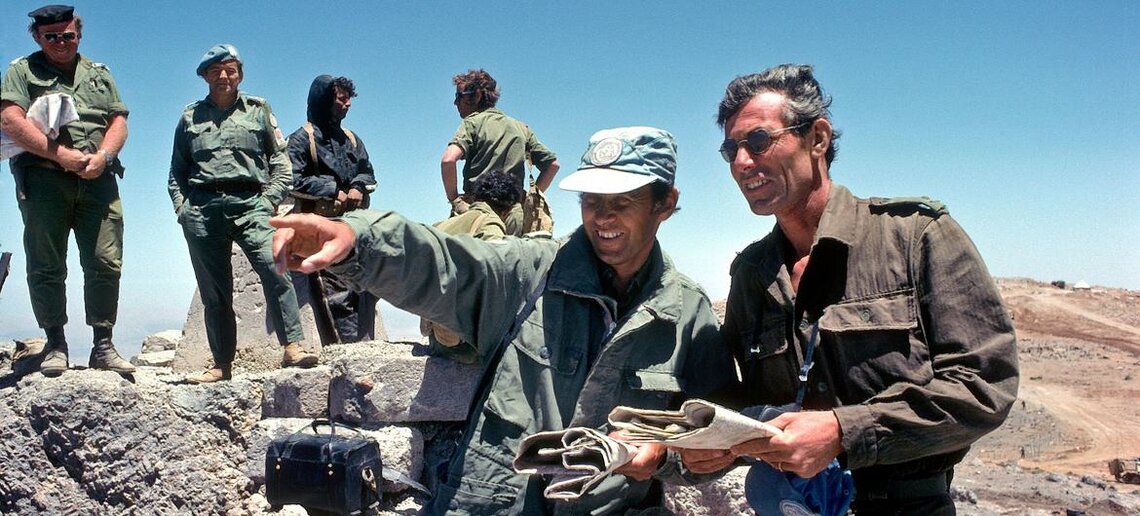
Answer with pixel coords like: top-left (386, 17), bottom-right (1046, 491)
top-left (441, 69), bottom-right (560, 234)
top-left (682, 64), bottom-right (1019, 515)
top-left (1, 4), bottom-right (135, 376)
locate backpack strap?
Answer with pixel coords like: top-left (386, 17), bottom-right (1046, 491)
top-left (305, 122), bottom-right (358, 169)
top-left (303, 122), bottom-right (318, 174)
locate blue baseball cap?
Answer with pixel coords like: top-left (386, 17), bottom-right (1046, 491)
top-left (196, 43), bottom-right (241, 77)
top-left (558, 126), bottom-right (676, 195)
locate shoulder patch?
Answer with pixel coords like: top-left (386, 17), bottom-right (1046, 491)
top-left (245, 95), bottom-right (266, 106)
top-left (869, 196), bottom-right (948, 216)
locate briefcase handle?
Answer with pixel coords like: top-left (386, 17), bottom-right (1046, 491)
top-left (308, 419), bottom-right (364, 437)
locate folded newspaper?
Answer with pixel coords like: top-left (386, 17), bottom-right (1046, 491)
top-left (512, 427), bottom-right (637, 500)
top-left (608, 399), bottom-right (781, 450)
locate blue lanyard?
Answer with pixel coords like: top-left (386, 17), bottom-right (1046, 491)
top-left (794, 321), bottom-right (819, 408)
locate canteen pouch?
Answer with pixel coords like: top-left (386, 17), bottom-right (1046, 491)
top-left (265, 419), bottom-right (383, 515)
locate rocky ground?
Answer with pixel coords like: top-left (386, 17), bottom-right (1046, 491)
top-left (948, 278), bottom-right (1140, 515)
top-left (2, 277), bottom-right (1139, 515)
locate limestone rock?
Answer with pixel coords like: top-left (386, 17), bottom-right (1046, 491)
top-left (665, 466), bottom-right (750, 516)
top-left (2, 369), bottom-right (258, 513)
top-left (260, 366), bottom-right (334, 419)
top-left (324, 341), bottom-right (481, 424)
top-left (131, 349), bottom-right (176, 367)
top-left (141, 329), bottom-right (182, 353)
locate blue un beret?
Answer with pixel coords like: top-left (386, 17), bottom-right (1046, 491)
top-left (28, 5), bottom-right (74, 26)
top-left (196, 44), bottom-right (241, 77)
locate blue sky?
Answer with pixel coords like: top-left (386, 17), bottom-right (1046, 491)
top-left (2, 1), bottom-right (1138, 355)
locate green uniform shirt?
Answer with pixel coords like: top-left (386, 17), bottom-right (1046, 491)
top-left (167, 92), bottom-right (292, 211)
top-left (1, 51), bottom-right (128, 172)
top-left (449, 107), bottom-right (557, 194)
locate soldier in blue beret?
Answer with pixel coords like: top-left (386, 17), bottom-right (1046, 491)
top-left (168, 44), bottom-right (318, 383)
top-left (2, 4), bottom-right (135, 376)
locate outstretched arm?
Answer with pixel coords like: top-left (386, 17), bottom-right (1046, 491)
top-left (270, 213), bottom-right (357, 274)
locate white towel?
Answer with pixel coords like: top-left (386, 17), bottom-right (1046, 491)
top-left (1, 92), bottom-right (80, 160)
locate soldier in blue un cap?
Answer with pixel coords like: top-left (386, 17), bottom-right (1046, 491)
top-left (269, 126), bottom-right (736, 514)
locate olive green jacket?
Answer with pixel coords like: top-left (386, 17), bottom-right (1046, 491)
top-left (333, 210), bottom-right (733, 515)
top-left (723, 183), bottom-right (1019, 485)
top-left (1, 51), bottom-right (128, 175)
top-left (167, 92), bottom-right (292, 212)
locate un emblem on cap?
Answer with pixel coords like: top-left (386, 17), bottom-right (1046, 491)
top-left (588, 138), bottom-right (623, 167)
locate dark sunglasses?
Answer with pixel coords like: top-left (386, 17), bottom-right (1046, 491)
top-left (42, 31), bottom-right (78, 43)
top-left (719, 122), bottom-right (810, 162)
top-left (454, 89), bottom-right (476, 101)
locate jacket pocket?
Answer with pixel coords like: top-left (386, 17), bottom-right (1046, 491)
top-left (740, 314), bottom-right (789, 360)
top-left (509, 317), bottom-right (580, 376)
top-left (482, 317), bottom-right (581, 431)
top-left (818, 290), bottom-right (931, 395)
top-left (436, 475), bottom-right (520, 515)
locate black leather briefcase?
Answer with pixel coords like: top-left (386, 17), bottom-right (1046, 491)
top-left (265, 420), bottom-right (383, 515)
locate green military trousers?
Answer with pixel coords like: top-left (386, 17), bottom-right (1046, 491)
top-left (16, 165), bottom-right (123, 329)
top-left (177, 189), bottom-right (304, 365)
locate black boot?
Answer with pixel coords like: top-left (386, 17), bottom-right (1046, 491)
top-left (89, 338), bottom-right (137, 373)
top-left (40, 326), bottom-right (69, 377)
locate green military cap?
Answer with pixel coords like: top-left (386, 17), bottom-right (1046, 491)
top-left (196, 43), bottom-right (241, 77)
top-left (28, 5), bottom-right (74, 26)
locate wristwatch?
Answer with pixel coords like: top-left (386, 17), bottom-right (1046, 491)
top-left (98, 149), bottom-right (115, 166)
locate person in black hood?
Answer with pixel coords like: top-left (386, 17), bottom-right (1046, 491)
top-left (286, 75), bottom-right (379, 343)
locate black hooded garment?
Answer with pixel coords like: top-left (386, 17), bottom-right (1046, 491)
top-left (286, 74), bottom-right (377, 201)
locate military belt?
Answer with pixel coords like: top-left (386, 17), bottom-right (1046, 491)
top-left (855, 470), bottom-right (951, 500)
top-left (193, 181), bottom-right (263, 193)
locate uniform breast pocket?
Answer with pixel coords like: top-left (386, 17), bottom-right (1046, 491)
top-left (482, 318), bottom-right (581, 431)
top-left (232, 119), bottom-right (266, 154)
top-left (819, 290), bottom-right (932, 396)
top-left (25, 75), bottom-right (57, 101)
top-left (187, 124), bottom-right (216, 160)
top-left (736, 315), bottom-right (799, 398)
top-left (510, 317), bottom-right (580, 376)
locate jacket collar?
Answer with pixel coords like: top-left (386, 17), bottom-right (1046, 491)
top-left (813, 183), bottom-right (858, 248)
top-left (547, 226), bottom-right (682, 324)
top-left (465, 107), bottom-right (503, 120)
top-left (735, 182), bottom-right (858, 303)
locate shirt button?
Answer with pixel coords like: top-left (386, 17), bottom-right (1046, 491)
top-left (817, 382), bottom-right (828, 393)
top-left (860, 309), bottom-right (872, 322)
top-left (539, 347), bottom-right (550, 360)
top-left (449, 500), bottom-right (459, 510)
top-left (799, 319), bottom-right (809, 331)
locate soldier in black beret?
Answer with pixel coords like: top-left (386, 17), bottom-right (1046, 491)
top-left (2, 4), bottom-right (135, 376)
top-left (27, 4), bottom-right (74, 29)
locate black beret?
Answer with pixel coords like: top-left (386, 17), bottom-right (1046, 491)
top-left (28, 5), bottom-right (74, 26)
